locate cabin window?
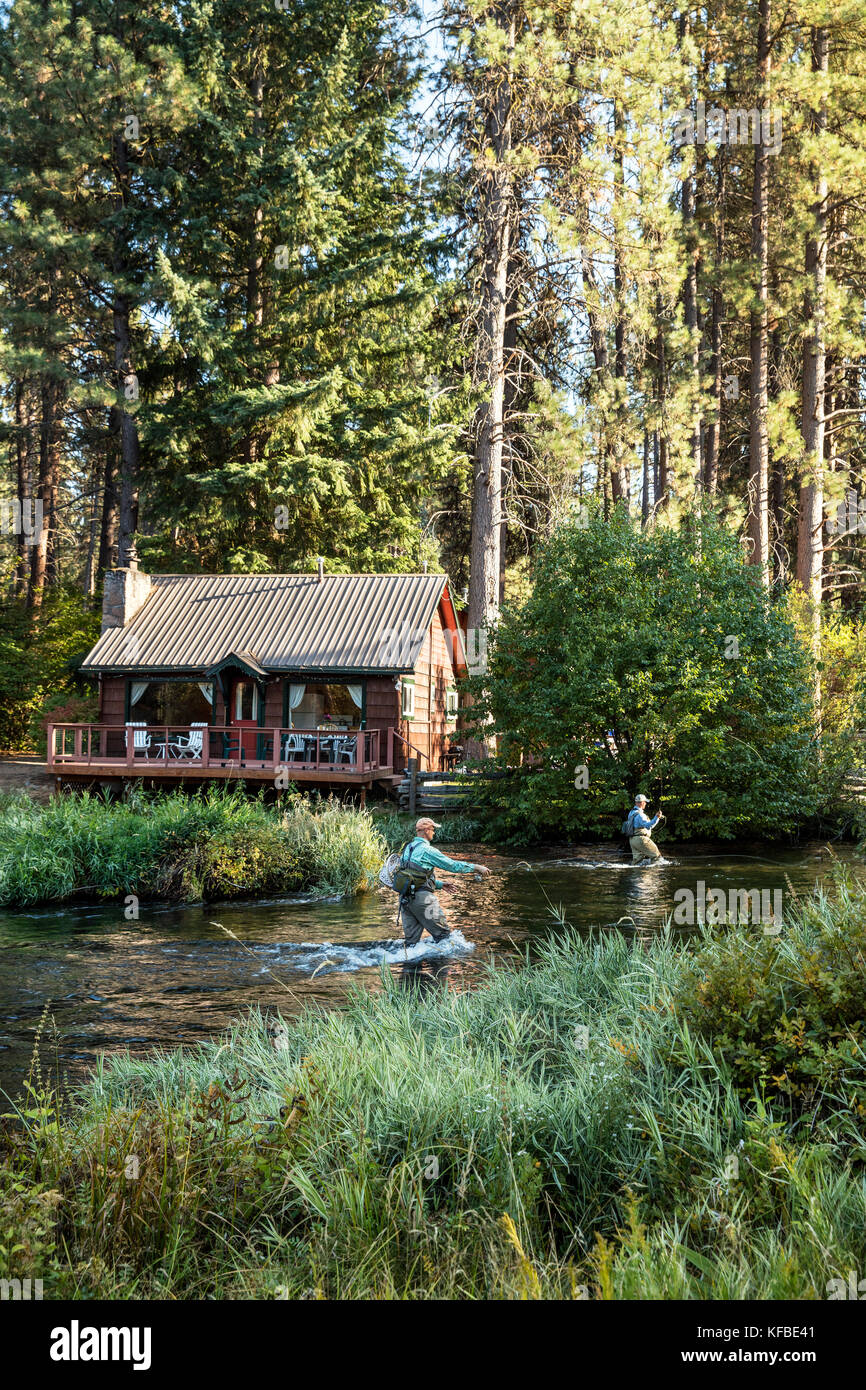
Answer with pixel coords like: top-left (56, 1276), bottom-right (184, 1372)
top-left (129, 681), bottom-right (213, 726)
top-left (234, 681), bottom-right (260, 721)
top-left (287, 682), bottom-right (363, 730)
top-left (401, 679), bottom-right (415, 719)
top-left (446, 687), bottom-right (459, 718)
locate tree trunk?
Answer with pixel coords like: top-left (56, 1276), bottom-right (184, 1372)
top-left (796, 25), bottom-right (829, 693)
top-left (467, 8), bottom-right (515, 688)
top-left (98, 412), bottom-right (119, 577)
top-left (683, 138), bottom-right (702, 493)
top-left (82, 450), bottom-right (101, 596)
top-left (498, 236), bottom-right (523, 608)
top-left (29, 374), bottom-right (58, 609)
top-left (764, 306), bottom-right (784, 586)
top-left (704, 140), bottom-right (727, 496)
top-left (45, 384), bottom-right (64, 587)
top-left (581, 248), bottom-right (620, 504)
top-left (244, 63), bottom-right (266, 473)
top-left (654, 306), bottom-right (669, 511)
top-left (611, 102), bottom-right (629, 504)
top-left (112, 129), bottom-right (140, 569)
top-left (747, 0), bottom-right (772, 587)
top-left (13, 380), bottom-right (32, 599)
top-left (115, 288), bottom-right (140, 568)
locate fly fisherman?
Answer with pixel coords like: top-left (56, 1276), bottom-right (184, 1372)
top-left (624, 794), bottom-right (665, 863)
top-left (394, 817), bottom-right (490, 947)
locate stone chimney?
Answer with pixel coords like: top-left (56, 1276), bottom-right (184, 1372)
top-left (317, 556), bottom-right (324, 582)
top-left (101, 563), bottom-right (152, 633)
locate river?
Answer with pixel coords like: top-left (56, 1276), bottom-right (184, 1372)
top-left (0, 840), bottom-right (859, 1099)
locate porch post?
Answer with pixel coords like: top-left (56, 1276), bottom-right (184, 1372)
top-left (46, 724), bottom-right (54, 769)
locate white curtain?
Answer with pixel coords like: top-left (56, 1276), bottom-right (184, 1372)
top-left (129, 681), bottom-right (149, 706)
top-left (288, 684), bottom-right (306, 726)
top-left (346, 684), bottom-right (363, 710)
top-left (197, 682), bottom-right (213, 705)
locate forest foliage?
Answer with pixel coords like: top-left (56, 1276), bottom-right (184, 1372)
top-left (1, 0), bottom-right (866, 812)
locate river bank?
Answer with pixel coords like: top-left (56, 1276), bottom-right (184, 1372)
top-left (3, 879), bottom-right (865, 1300)
top-left (0, 784), bottom-right (856, 912)
top-left (0, 788), bottom-right (385, 908)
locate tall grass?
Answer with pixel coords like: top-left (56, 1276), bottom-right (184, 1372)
top-left (4, 886), bottom-right (866, 1299)
top-left (0, 787), bottom-right (386, 906)
top-left (372, 808), bottom-right (487, 847)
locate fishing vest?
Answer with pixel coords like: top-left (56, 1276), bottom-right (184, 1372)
top-left (392, 838), bottom-right (435, 897)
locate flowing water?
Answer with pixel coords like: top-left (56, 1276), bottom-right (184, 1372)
top-left (0, 840), bottom-right (860, 1100)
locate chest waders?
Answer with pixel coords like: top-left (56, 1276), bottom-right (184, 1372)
top-left (393, 842), bottom-right (434, 932)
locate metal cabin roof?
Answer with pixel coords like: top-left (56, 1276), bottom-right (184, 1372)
top-left (81, 572), bottom-right (451, 675)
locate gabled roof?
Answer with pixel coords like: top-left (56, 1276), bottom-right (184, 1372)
top-left (82, 572), bottom-right (458, 675)
top-left (205, 650), bottom-right (268, 680)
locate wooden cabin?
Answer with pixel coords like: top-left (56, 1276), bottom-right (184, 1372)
top-left (47, 564), bottom-right (467, 796)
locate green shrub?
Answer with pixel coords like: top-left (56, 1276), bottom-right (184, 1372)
top-left (673, 874), bottom-right (866, 1124)
top-left (469, 510), bottom-right (818, 842)
top-left (0, 787), bottom-right (386, 906)
top-left (150, 823), bottom-right (308, 900)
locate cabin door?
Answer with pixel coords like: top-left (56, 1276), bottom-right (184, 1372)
top-left (230, 678), bottom-right (260, 760)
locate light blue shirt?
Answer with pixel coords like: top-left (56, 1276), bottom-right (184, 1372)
top-left (403, 837), bottom-right (478, 889)
top-left (628, 807), bottom-right (659, 834)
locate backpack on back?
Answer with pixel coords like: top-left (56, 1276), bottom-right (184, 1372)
top-left (379, 838), bottom-right (432, 895)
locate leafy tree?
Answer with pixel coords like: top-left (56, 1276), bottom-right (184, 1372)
top-left (471, 509), bottom-right (818, 840)
top-left (0, 589), bottom-right (100, 750)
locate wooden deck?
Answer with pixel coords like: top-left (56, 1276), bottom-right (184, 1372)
top-left (46, 723), bottom-right (399, 790)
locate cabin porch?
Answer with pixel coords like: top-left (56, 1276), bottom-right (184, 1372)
top-left (44, 723), bottom-right (432, 792)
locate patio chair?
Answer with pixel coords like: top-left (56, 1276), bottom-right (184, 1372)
top-left (281, 733), bottom-right (307, 762)
top-left (336, 736), bottom-right (357, 765)
top-left (170, 722), bottom-right (207, 759)
top-left (125, 721), bottom-right (152, 759)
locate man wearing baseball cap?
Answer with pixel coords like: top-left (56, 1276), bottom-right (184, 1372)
top-left (396, 817), bottom-right (490, 947)
top-left (625, 794), bottom-right (664, 863)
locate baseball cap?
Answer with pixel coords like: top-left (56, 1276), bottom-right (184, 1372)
top-left (415, 817), bottom-right (442, 830)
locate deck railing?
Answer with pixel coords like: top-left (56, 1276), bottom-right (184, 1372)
top-left (391, 729), bottom-right (431, 771)
top-left (46, 724), bottom-right (388, 775)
